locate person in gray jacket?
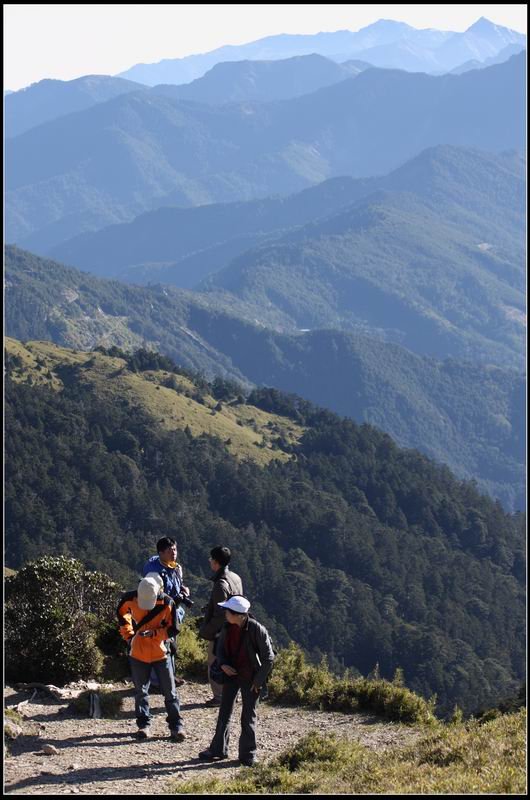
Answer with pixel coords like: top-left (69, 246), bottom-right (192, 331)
top-left (198, 545), bottom-right (243, 706)
top-left (198, 595), bottom-right (275, 767)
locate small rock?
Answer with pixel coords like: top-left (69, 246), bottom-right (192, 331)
top-left (68, 764), bottom-right (81, 771)
top-left (42, 743), bottom-right (59, 755)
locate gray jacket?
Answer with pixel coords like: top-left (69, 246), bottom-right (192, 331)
top-left (216, 616), bottom-right (275, 689)
top-left (198, 566), bottom-right (243, 641)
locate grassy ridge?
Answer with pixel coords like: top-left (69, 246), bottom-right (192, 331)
top-left (172, 711), bottom-right (526, 794)
top-left (5, 338), bottom-right (303, 466)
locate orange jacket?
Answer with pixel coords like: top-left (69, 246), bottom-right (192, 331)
top-left (117, 591), bottom-right (178, 663)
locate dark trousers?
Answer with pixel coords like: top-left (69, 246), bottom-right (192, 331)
top-left (129, 655), bottom-right (183, 732)
top-left (209, 679), bottom-right (259, 761)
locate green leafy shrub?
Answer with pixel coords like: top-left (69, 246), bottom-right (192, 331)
top-left (5, 556), bottom-right (121, 685)
top-left (175, 617), bottom-right (208, 679)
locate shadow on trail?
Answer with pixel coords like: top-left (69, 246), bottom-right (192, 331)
top-left (7, 756), bottom-right (240, 793)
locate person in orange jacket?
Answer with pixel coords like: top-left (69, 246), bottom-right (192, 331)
top-left (117, 572), bottom-right (185, 740)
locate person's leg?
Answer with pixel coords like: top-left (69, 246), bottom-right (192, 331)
top-left (207, 639), bottom-right (223, 703)
top-left (209, 680), bottom-right (239, 756)
top-left (128, 656), bottom-right (152, 729)
top-left (153, 655), bottom-right (183, 733)
top-left (238, 681), bottom-right (260, 764)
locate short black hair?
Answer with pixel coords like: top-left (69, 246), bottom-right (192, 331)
top-left (157, 536), bottom-right (176, 553)
top-left (210, 545), bottom-right (231, 566)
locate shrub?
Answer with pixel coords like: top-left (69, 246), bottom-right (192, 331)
top-left (268, 642), bottom-right (435, 725)
top-left (175, 617), bottom-right (208, 679)
top-left (5, 556), bottom-right (122, 685)
top-left (68, 688), bottom-right (125, 718)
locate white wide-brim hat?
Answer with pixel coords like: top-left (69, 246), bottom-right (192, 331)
top-left (137, 573), bottom-right (163, 610)
top-left (218, 595), bottom-right (251, 614)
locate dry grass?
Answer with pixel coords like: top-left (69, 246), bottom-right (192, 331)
top-left (5, 338), bottom-right (304, 465)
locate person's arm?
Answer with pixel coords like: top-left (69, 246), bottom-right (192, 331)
top-left (177, 563), bottom-right (190, 596)
top-left (116, 593), bottom-right (136, 644)
top-left (198, 579), bottom-right (230, 640)
top-left (252, 625), bottom-right (275, 691)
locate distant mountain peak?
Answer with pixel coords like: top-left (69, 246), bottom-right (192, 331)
top-left (466, 17), bottom-right (513, 35)
top-left (359, 18), bottom-right (413, 31)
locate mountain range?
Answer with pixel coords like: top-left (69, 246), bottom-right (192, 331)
top-left (6, 53), bottom-right (526, 253)
top-left (49, 143), bottom-right (524, 290)
top-left (118, 18), bottom-right (525, 84)
top-left (47, 145), bottom-right (525, 373)
top-left (4, 74), bottom-right (143, 138)
top-left (5, 245), bottom-right (525, 511)
top-left (151, 54), bottom-right (369, 105)
top-left (4, 56), bottom-right (372, 140)
top-left (449, 42), bottom-right (526, 74)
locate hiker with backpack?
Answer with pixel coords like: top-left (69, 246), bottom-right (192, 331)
top-left (117, 573), bottom-right (185, 741)
top-left (198, 595), bottom-right (275, 767)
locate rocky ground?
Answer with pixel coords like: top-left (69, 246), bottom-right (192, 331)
top-left (5, 681), bottom-right (420, 795)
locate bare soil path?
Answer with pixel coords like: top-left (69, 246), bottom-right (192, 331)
top-left (5, 682), bottom-right (420, 795)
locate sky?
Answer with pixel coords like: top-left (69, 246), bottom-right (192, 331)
top-left (4, 3), bottom-right (527, 91)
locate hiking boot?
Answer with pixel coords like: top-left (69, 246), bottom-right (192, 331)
top-left (239, 757), bottom-right (257, 767)
top-left (198, 749), bottom-right (227, 761)
top-left (170, 729), bottom-right (186, 742)
top-left (136, 727), bottom-right (151, 739)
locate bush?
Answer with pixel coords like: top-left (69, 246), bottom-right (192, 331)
top-left (5, 556), bottom-right (122, 685)
top-left (68, 688), bottom-right (125, 718)
top-left (175, 617), bottom-right (208, 679)
top-left (268, 642), bottom-right (435, 725)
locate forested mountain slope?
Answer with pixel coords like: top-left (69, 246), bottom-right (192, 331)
top-left (5, 246), bottom-right (525, 510)
top-left (5, 338), bottom-right (525, 716)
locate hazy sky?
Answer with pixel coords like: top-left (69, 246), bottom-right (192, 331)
top-left (4, 3), bottom-right (527, 91)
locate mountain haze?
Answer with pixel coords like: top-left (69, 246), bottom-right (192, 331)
top-left (5, 246), bottom-right (525, 510)
top-left (117, 18), bottom-right (525, 84)
top-left (5, 75), bottom-right (145, 138)
top-left (49, 145), bottom-right (524, 293)
top-left (152, 54), bottom-right (366, 105)
top-left (6, 54), bottom-right (525, 252)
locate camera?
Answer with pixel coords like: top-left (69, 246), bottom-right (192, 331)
top-left (177, 592), bottom-right (194, 609)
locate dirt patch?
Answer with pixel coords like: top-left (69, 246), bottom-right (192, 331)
top-left (5, 682), bottom-right (419, 795)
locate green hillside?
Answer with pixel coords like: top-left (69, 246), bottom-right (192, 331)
top-left (5, 338), bottom-right (302, 466)
top-left (5, 338), bottom-right (525, 717)
top-left (48, 145), bottom-right (524, 292)
top-left (5, 245), bottom-right (525, 510)
top-left (206, 189), bottom-right (524, 369)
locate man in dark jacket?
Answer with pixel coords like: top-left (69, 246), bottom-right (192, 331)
top-left (198, 595), bottom-right (275, 767)
top-left (198, 545), bottom-right (243, 706)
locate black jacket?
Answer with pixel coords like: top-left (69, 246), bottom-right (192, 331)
top-left (216, 616), bottom-right (275, 688)
top-left (198, 566), bottom-right (243, 641)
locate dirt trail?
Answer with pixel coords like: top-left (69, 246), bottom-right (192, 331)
top-left (5, 682), bottom-right (420, 795)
